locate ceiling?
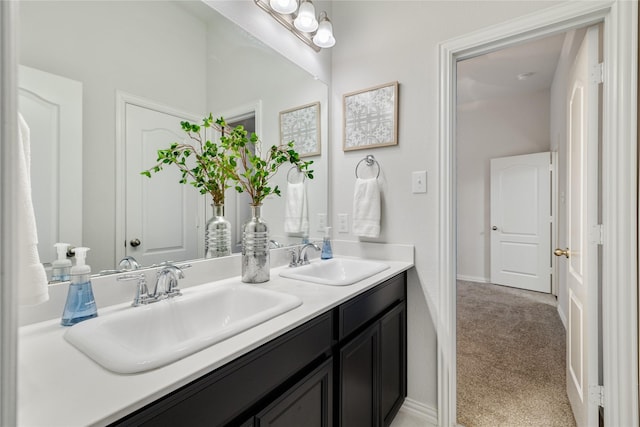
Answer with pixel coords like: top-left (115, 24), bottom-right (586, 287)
top-left (457, 32), bottom-right (566, 106)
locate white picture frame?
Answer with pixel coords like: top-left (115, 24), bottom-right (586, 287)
top-left (279, 101), bottom-right (321, 158)
top-left (343, 81), bottom-right (398, 151)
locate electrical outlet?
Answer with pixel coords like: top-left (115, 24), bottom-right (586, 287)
top-left (412, 170), bottom-right (427, 193)
top-left (317, 213), bottom-right (327, 231)
top-left (338, 213), bottom-right (349, 233)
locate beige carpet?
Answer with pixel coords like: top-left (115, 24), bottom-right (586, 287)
top-left (457, 281), bottom-right (576, 427)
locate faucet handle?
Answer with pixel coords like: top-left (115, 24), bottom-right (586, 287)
top-left (288, 249), bottom-right (298, 267)
top-left (117, 273), bottom-right (149, 306)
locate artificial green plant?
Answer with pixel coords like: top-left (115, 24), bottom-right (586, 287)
top-left (215, 117), bottom-right (313, 206)
top-left (141, 113), bottom-right (233, 205)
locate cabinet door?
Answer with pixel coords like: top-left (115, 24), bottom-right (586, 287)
top-left (380, 302), bottom-right (406, 427)
top-left (338, 323), bottom-right (379, 427)
top-left (255, 358), bottom-right (333, 427)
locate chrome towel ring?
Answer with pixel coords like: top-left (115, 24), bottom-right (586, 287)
top-left (287, 165), bottom-right (306, 184)
top-left (355, 154), bottom-right (380, 179)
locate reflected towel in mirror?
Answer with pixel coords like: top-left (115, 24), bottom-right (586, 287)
top-left (17, 113), bottom-right (49, 305)
top-left (284, 182), bottom-right (309, 234)
top-left (352, 177), bottom-right (380, 238)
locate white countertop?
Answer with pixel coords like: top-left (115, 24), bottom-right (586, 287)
top-left (18, 245), bottom-right (413, 427)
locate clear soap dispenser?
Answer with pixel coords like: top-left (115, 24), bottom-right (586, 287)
top-left (51, 243), bottom-right (72, 282)
top-left (321, 227), bottom-right (333, 260)
top-left (61, 247), bottom-right (98, 326)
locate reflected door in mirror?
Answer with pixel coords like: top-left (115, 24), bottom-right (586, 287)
top-left (18, 65), bottom-right (83, 264)
top-left (124, 102), bottom-right (203, 266)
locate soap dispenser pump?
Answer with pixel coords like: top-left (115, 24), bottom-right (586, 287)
top-left (51, 243), bottom-right (72, 282)
top-left (321, 227), bottom-right (333, 260)
top-left (61, 247), bottom-right (98, 326)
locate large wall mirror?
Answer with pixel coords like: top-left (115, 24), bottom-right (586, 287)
top-left (19, 1), bottom-right (329, 274)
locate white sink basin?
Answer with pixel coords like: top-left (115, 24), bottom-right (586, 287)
top-left (279, 258), bottom-right (389, 286)
top-left (64, 283), bottom-right (302, 374)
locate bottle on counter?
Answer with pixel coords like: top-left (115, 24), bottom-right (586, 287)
top-left (51, 242), bottom-right (72, 282)
top-left (321, 227), bottom-right (333, 260)
top-left (61, 247), bottom-right (98, 326)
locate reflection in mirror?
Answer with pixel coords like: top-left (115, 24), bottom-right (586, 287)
top-left (19, 1), bottom-right (328, 274)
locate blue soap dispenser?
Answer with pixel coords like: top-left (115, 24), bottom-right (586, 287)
top-left (61, 247), bottom-right (98, 326)
top-left (51, 243), bottom-right (72, 282)
top-left (321, 227), bottom-right (333, 260)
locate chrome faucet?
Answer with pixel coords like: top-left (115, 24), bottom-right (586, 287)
top-left (118, 256), bottom-right (140, 271)
top-left (288, 243), bottom-right (321, 267)
top-left (269, 239), bottom-right (282, 249)
top-left (117, 263), bottom-right (189, 306)
top-left (153, 264), bottom-right (185, 298)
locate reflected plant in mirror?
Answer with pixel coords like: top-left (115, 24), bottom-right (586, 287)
top-left (218, 117), bottom-right (314, 205)
top-left (217, 117), bottom-right (314, 283)
top-left (141, 114), bottom-right (234, 258)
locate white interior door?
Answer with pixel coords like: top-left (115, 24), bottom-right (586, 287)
top-left (124, 103), bottom-right (202, 266)
top-left (18, 65), bottom-right (83, 263)
top-left (561, 26), bottom-right (600, 427)
top-left (490, 152), bottom-right (551, 293)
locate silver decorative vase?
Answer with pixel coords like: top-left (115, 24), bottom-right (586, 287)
top-left (205, 204), bottom-right (231, 258)
top-left (242, 204), bottom-right (270, 283)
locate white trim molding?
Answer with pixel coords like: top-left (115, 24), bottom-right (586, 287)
top-left (398, 398), bottom-right (438, 426)
top-left (438, 1), bottom-right (638, 426)
top-left (0, 1), bottom-right (19, 424)
top-left (455, 274), bottom-right (490, 284)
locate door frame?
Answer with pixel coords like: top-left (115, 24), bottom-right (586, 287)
top-left (0, 1), bottom-right (19, 425)
top-left (438, 1), bottom-right (638, 426)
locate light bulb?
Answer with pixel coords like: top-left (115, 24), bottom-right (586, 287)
top-left (269, 0), bottom-right (298, 15)
top-left (313, 12), bottom-right (335, 48)
top-left (294, 0), bottom-right (318, 33)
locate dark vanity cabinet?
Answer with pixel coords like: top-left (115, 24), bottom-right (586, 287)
top-left (112, 272), bottom-right (406, 427)
top-left (336, 273), bottom-right (407, 427)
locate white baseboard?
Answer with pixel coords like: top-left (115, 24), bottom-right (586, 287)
top-left (456, 274), bottom-right (490, 283)
top-left (557, 304), bottom-right (567, 330)
top-left (398, 398), bottom-right (438, 426)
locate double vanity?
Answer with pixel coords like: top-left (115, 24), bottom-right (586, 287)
top-left (18, 242), bottom-right (413, 426)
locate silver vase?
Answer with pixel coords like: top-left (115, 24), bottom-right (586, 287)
top-left (205, 204), bottom-right (231, 258)
top-left (242, 204), bottom-right (270, 283)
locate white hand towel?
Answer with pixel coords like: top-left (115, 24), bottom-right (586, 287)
top-left (17, 113), bottom-right (49, 306)
top-left (352, 177), bottom-right (380, 238)
top-left (284, 181), bottom-right (309, 234)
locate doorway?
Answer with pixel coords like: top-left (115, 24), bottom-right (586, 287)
top-left (225, 113), bottom-right (256, 253)
top-left (439, 2), bottom-right (638, 426)
top-left (455, 31), bottom-right (578, 424)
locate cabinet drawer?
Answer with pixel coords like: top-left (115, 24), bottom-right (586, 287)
top-left (114, 312), bottom-right (333, 427)
top-left (337, 273), bottom-right (406, 340)
top-left (254, 358), bottom-right (333, 427)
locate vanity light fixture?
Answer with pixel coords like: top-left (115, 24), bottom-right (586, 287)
top-left (269, 0), bottom-right (298, 14)
top-left (293, 0), bottom-right (318, 32)
top-left (254, 0), bottom-right (336, 52)
top-left (313, 12), bottom-right (335, 48)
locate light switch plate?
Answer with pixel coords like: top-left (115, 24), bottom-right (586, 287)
top-left (412, 171), bottom-right (427, 193)
top-left (338, 213), bottom-right (349, 233)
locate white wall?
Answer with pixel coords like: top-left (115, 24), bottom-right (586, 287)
top-left (20, 1), bottom-right (208, 272)
top-left (550, 28), bottom-right (586, 326)
top-left (330, 0), bottom-right (564, 412)
top-left (456, 90), bottom-right (551, 283)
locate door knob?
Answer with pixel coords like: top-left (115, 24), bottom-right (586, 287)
top-left (492, 226), bottom-right (498, 231)
top-left (130, 238), bottom-right (141, 247)
top-left (553, 248), bottom-right (570, 258)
